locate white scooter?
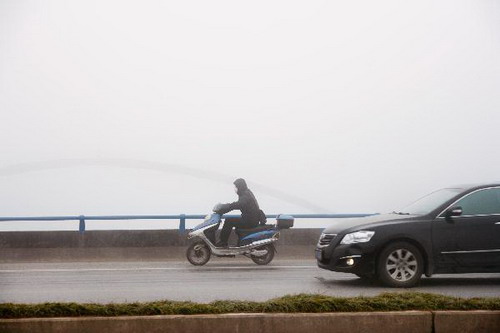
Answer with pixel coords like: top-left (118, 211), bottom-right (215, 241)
top-left (186, 211), bottom-right (294, 266)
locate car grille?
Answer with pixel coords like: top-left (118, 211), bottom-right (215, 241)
top-left (318, 233), bottom-right (337, 247)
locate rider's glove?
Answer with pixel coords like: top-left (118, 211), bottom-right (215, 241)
top-left (213, 203), bottom-right (223, 213)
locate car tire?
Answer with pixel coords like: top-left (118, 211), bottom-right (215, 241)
top-left (377, 241), bottom-right (423, 288)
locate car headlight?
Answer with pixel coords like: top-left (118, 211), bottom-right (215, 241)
top-left (340, 231), bottom-right (375, 244)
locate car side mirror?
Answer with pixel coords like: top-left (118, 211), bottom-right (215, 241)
top-left (444, 206), bottom-right (462, 220)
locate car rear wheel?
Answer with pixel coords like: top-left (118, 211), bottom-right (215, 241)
top-left (377, 241), bottom-right (423, 288)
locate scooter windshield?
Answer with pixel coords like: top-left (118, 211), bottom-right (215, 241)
top-left (191, 213), bottom-right (221, 232)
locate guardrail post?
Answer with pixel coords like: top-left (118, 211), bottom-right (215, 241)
top-left (79, 215), bottom-right (86, 233)
top-left (179, 214), bottom-right (186, 234)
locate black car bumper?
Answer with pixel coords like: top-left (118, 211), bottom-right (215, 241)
top-left (316, 244), bottom-right (376, 275)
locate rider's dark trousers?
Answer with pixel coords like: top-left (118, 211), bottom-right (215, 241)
top-left (219, 217), bottom-right (257, 245)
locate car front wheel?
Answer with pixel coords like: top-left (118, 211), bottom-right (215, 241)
top-left (377, 241), bottom-right (423, 288)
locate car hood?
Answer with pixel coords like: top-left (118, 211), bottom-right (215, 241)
top-left (321, 213), bottom-right (415, 234)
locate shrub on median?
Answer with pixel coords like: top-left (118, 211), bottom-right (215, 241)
top-left (1, 293), bottom-right (499, 318)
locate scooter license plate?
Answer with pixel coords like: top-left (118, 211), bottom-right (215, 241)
top-left (315, 249), bottom-right (323, 260)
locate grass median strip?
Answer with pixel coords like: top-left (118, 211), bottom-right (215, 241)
top-left (1, 293), bottom-right (499, 318)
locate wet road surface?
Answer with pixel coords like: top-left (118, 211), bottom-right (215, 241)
top-left (1, 259), bottom-right (499, 303)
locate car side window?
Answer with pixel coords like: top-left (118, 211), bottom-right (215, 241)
top-left (454, 188), bottom-right (500, 216)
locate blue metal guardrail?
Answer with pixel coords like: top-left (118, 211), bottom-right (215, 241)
top-left (0, 214), bottom-right (374, 233)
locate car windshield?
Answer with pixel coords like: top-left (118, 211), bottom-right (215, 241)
top-left (395, 188), bottom-right (463, 215)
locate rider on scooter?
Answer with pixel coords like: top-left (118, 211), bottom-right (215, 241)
top-left (215, 178), bottom-right (265, 247)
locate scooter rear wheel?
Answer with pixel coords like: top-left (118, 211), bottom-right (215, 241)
top-left (250, 244), bottom-right (275, 265)
top-left (186, 241), bottom-right (211, 266)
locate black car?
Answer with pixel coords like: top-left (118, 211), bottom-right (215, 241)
top-left (316, 183), bottom-right (500, 287)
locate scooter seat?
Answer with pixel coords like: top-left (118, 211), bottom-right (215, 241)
top-left (235, 225), bottom-right (275, 238)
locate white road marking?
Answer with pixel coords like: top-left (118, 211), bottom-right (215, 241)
top-left (0, 265), bottom-right (318, 273)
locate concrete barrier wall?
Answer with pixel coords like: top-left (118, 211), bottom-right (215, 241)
top-left (0, 229), bottom-right (323, 262)
top-left (434, 311), bottom-right (500, 332)
top-left (1, 311), bottom-right (499, 333)
top-left (0, 228), bottom-right (322, 248)
top-left (0, 312), bottom-right (433, 333)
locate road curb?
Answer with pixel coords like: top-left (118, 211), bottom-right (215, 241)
top-left (2, 311), bottom-right (498, 332)
top-left (434, 310), bottom-right (500, 332)
top-left (0, 312), bottom-right (431, 333)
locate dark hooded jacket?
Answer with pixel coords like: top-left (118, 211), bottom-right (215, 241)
top-left (218, 178), bottom-right (262, 226)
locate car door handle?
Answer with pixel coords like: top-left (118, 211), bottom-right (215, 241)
top-left (496, 222), bottom-right (500, 225)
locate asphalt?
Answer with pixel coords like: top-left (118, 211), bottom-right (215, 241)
top-left (1, 258), bottom-right (499, 303)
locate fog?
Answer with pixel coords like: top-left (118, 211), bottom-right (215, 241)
top-left (1, 0), bottom-right (499, 230)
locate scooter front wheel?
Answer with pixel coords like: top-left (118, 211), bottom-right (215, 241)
top-left (250, 244), bottom-right (275, 265)
top-left (186, 241), bottom-right (211, 266)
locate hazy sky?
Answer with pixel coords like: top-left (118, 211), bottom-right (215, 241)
top-left (1, 0), bottom-right (499, 229)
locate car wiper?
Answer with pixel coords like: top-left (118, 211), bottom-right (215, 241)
top-left (391, 211), bottom-right (411, 215)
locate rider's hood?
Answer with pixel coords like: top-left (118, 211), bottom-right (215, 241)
top-left (234, 178), bottom-right (248, 195)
